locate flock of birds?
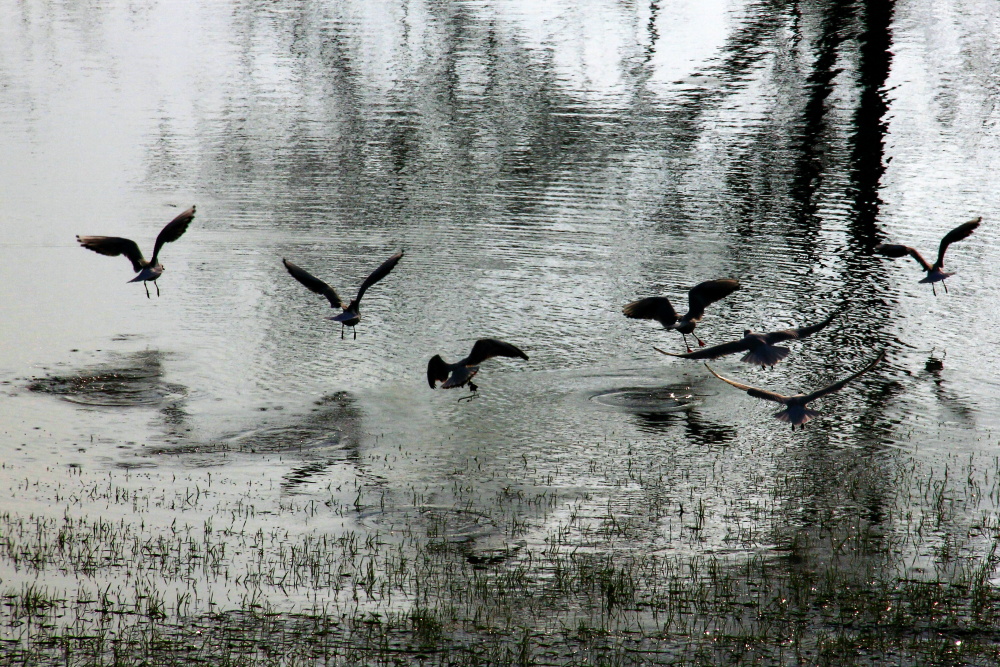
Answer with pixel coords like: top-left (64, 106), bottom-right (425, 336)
top-left (75, 208), bottom-right (983, 429)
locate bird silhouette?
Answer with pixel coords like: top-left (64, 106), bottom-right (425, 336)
top-left (875, 217), bottom-right (981, 294)
top-left (282, 251), bottom-right (403, 339)
top-left (77, 205), bottom-right (196, 298)
top-left (654, 309), bottom-right (839, 368)
top-left (705, 350), bottom-right (885, 429)
top-left (624, 279), bottom-right (741, 351)
top-left (427, 339), bottom-right (528, 401)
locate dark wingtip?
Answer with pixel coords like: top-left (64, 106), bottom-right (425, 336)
top-left (427, 354), bottom-right (447, 389)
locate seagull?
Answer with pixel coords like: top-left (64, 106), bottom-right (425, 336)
top-left (705, 350), bottom-right (885, 429)
top-left (624, 279), bottom-right (741, 351)
top-left (875, 217), bottom-right (981, 294)
top-left (76, 205), bottom-right (196, 298)
top-left (427, 339), bottom-right (528, 401)
top-left (282, 251), bottom-right (403, 339)
top-left (654, 309), bottom-right (839, 368)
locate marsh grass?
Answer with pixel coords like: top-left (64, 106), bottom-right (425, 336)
top-left (1, 448), bottom-right (999, 666)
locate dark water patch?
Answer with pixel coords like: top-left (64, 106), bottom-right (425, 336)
top-left (113, 461), bottom-right (158, 471)
top-left (224, 391), bottom-right (361, 455)
top-left (145, 391), bottom-right (361, 488)
top-left (26, 351), bottom-right (186, 408)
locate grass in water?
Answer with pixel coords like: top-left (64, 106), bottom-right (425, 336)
top-left (1, 443), bottom-right (999, 666)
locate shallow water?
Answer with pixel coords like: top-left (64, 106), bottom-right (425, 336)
top-left (1, 0), bottom-right (1000, 638)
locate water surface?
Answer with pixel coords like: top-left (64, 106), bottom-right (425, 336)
top-left (1, 0), bottom-right (999, 638)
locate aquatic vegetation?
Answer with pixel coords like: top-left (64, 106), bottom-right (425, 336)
top-left (1, 444), bottom-right (999, 666)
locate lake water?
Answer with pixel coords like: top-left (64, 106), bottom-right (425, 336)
top-left (1, 0), bottom-right (999, 652)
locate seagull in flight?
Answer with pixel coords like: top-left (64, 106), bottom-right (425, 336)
top-left (705, 350), bottom-right (885, 429)
top-left (283, 251), bottom-right (403, 339)
top-left (654, 309), bottom-right (839, 368)
top-left (875, 217), bottom-right (981, 294)
top-left (624, 279), bottom-right (741, 352)
top-left (77, 205), bottom-right (196, 298)
top-left (427, 339), bottom-right (529, 401)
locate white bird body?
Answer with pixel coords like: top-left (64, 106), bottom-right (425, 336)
top-left (128, 265), bottom-right (164, 283)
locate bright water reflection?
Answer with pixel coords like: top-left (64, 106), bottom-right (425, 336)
top-left (1, 0), bottom-right (999, 625)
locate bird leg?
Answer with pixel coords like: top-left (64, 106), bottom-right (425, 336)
top-left (353, 326), bottom-right (357, 340)
top-left (458, 382), bottom-right (480, 403)
top-left (944, 281), bottom-right (949, 294)
top-left (694, 333), bottom-right (706, 347)
top-left (682, 334), bottom-right (693, 353)
top-left (340, 324), bottom-right (344, 339)
top-left (931, 282), bottom-right (937, 296)
top-left (155, 281), bottom-right (160, 297)
top-left (144, 282), bottom-right (151, 299)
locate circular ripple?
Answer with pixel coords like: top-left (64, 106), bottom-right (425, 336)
top-left (589, 386), bottom-right (695, 413)
top-left (358, 506), bottom-right (499, 541)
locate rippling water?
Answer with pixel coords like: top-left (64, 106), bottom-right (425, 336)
top-left (1, 0), bottom-right (999, 597)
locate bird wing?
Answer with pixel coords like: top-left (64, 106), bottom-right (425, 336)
top-left (623, 297), bottom-right (677, 327)
top-left (802, 350), bottom-right (886, 403)
top-left (150, 206), bottom-right (196, 264)
top-left (76, 236), bottom-right (146, 272)
top-left (764, 309), bottom-right (839, 344)
top-left (685, 279), bottom-right (741, 320)
top-left (282, 259), bottom-right (344, 308)
top-left (875, 243), bottom-right (932, 272)
top-left (466, 338), bottom-right (529, 366)
top-left (355, 251), bottom-right (404, 303)
top-left (934, 217), bottom-right (981, 270)
top-left (654, 338), bottom-right (750, 360)
top-left (704, 364), bottom-right (789, 404)
top-left (427, 354), bottom-right (450, 388)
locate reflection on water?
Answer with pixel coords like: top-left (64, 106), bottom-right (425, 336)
top-left (1, 0), bottom-right (1000, 656)
top-left (634, 408), bottom-right (737, 445)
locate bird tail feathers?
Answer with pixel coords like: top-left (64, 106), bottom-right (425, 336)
top-left (741, 346), bottom-right (790, 367)
top-left (773, 407), bottom-right (820, 426)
